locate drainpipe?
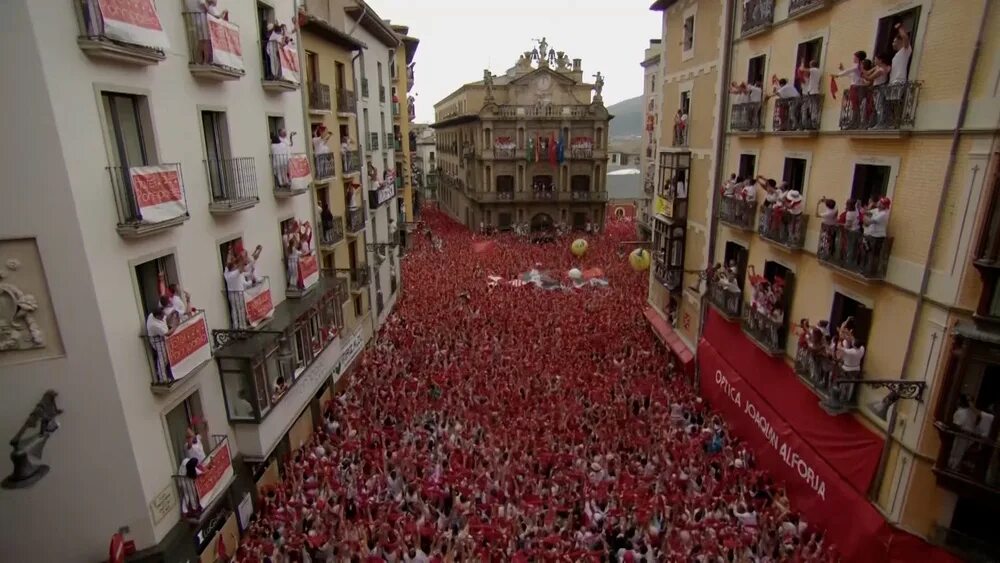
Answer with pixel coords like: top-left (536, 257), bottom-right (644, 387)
top-left (869, 0), bottom-right (991, 508)
top-left (698, 0), bottom-right (735, 356)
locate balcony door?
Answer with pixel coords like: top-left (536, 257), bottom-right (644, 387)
top-left (335, 61), bottom-right (346, 92)
top-left (723, 241), bottom-right (748, 289)
top-left (202, 111), bottom-right (231, 200)
top-left (829, 292), bottom-right (872, 347)
top-left (165, 393), bottom-right (206, 467)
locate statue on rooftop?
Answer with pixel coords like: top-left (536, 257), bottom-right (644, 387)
top-left (483, 70), bottom-right (495, 99)
top-left (593, 71), bottom-right (605, 98)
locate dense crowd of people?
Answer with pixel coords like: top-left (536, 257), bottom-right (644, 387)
top-left (232, 208), bottom-right (839, 562)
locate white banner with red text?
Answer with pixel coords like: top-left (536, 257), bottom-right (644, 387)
top-left (166, 313), bottom-right (211, 381)
top-left (244, 279), bottom-right (274, 328)
top-left (129, 164), bottom-right (187, 223)
top-left (96, 0), bottom-right (169, 50)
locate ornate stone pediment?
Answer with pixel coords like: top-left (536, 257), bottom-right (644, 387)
top-left (0, 239), bottom-right (63, 365)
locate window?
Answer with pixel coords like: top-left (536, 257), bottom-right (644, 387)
top-left (267, 116), bottom-right (284, 142)
top-left (353, 295), bottom-right (362, 317)
top-left (499, 212), bottom-right (512, 228)
top-left (377, 62), bottom-right (383, 89)
top-left (363, 109), bottom-right (370, 138)
top-left (571, 175), bottom-right (591, 192)
top-left (165, 393), bottom-right (206, 466)
top-left (794, 38), bottom-right (823, 92)
top-left (221, 362), bottom-right (258, 420)
top-left (747, 55), bottom-right (766, 86)
top-left (782, 157), bottom-right (808, 194)
top-left (763, 260), bottom-right (792, 289)
top-left (135, 255), bottom-right (179, 319)
top-left (202, 111), bottom-right (231, 199)
top-left (430, 151), bottom-right (435, 160)
top-left (829, 292), bottom-right (872, 347)
top-left (335, 61), bottom-right (346, 92)
top-left (738, 154), bottom-right (757, 180)
top-left (380, 112), bottom-right (386, 139)
top-left (724, 242), bottom-right (748, 287)
top-left (573, 212), bottom-right (587, 229)
top-left (875, 8), bottom-right (920, 79)
top-left (680, 91), bottom-right (691, 116)
top-left (683, 16), bottom-right (695, 51)
top-left (306, 51), bottom-right (319, 84)
top-left (850, 164), bottom-right (891, 205)
top-left (102, 92), bottom-right (152, 169)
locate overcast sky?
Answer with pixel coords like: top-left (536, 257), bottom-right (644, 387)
top-left (366, 0), bottom-right (662, 123)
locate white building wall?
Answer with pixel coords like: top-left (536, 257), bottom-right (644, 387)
top-left (350, 24), bottom-right (400, 331)
top-left (0, 0), bottom-right (312, 560)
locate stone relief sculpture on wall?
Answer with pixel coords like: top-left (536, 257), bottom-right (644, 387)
top-left (0, 258), bottom-right (45, 352)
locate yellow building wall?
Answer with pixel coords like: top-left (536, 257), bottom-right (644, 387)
top-left (662, 0), bottom-right (724, 72)
top-left (393, 47), bottom-right (414, 221)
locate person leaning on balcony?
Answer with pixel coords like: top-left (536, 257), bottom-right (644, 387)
top-left (861, 197), bottom-right (891, 271)
top-left (184, 426), bottom-right (207, 464)
top-left (312, 125), bottom-right (332, 156)
top-left (816, 197), bottom-right (838, 258)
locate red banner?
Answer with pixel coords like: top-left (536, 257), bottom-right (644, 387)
top-left (279, 45), bottom-right (300, 83)
top-left (165, 313), bottom-right (211, 381)
top-left (195, 441), bottom-right (233, 506)
top-left (244, 280), bottom-right (274, 328)
top-left (288, 154), bottom-right (312, 192)
top-left (297, 253), bottom-right (319, 290)
top-left (96, 0), bottom-right (169, 49)
top-left (207, 14), bottom-right (243, 70)
top-left (129, 165), bottom-right (187, 223)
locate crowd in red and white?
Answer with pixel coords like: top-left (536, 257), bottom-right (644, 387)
top-left (232, 208), bottom-right (839, 562)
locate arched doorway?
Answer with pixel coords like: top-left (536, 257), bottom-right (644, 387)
top-left (530, 213), bottom-right (554, 232)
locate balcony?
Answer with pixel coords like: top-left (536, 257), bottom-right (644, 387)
top-left (367, 133), bottom-right (380, 152)
top-left (337, 89), bottom-right (357, 115)
top-left (203, 157), bottom-right (259, 215)
top-left (934, 422), bottom-right (1000, 502)
top-left (384, 133), bottom-right (393, 151)
top-left (314, 152), bottom-right (336, 182)
top-left (838, 82), bottom-right (922, 134)
top-left (346, 267), bottom-right (370, 292)
top-left (142, 312), bottom-right (212, 393)
top-left (731, 103), bottom-right (763, 134)
top-left (571, 190), bottom-right (598, 201)
top-left (319, 216), bottom-right (344, 249)
top-left (285, 251), bottom-right (321, 298)
top-left (361, 78), bottom-right (370, 98)
top-left (758, 207), bottom-right (806, 250)
top-left (261, 41), bottom-right (300, 92)
top-left (570, 147), bottom-right (594, 159)
top-left (346, 207), bottom-right (365, 234)
top-left (226, 277), bottom-right (274, 330)
top-left (494, 105), bottom-right (592, 119)
top-left (741, 0), bottom-right (775, 37)
top-left (470, 190), bottom-right (609, 204)
top-left (342, 150), bottom-right (361, 175)
top-left (742, 306), bottom-right (786, 356)
top-left (672, 122), bottom-right (689, 147)
top-left (793, 345), bottom-right (861, 414)
top-left (379, 85), bottom-right (386, 103)
top-left (707, 279), bottom-right (743, 321)
top-left (392, 102), bottom-right (400, 118)
top-left (270, 153), bottom-right (310, 197)
top-left (181, 12), bottom-right (244, 81)
top-left (788, 0), bottom-right (829, 19)
top-left (75, 0), bottom-right (167, 65)
top-left (653, 254), bottom-right (683, 292)
top-left (718, 195), bottom-right (757, 231)
top-left (773, 95), bottom-right (823, 133)
top-left (108, 163), bottom-right (189, 238)
top-left (817, 224), bottom-right (893, 281)
top-left (174, 434), bottom-right (234, 521)
top-left (308, 83), bottom-right (332, 114)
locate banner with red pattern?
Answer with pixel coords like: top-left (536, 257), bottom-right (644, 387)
top-left (195, 440), bottom-right (233, 507)
top-left (279, 45), bottom-right (300, 83)
top-left (129, 165), bottom-right (187, 223)
top-left (96, 0), bottom-right (169, 50)
top-left (165, 313), bottom-right (211, 381)
top-left (207, 13), bottom-right (243, 70)
top-left (298, 253), bottom-right (319, 290)
top-left (288, 154), bottom-right (312, 192)
top-left (244, 279), bottom-right (274, 328)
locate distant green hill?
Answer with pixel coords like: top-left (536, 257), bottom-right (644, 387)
top-left (607, 95), bottom-right (644, 139)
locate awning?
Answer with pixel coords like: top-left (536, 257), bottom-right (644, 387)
top-left (643, 307), bottom-right (694, 373)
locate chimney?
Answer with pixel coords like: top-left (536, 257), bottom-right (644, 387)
top-left (572, 58), bottom-right (582, 71)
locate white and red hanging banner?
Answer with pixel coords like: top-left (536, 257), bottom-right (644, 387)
top-left (96, 0), bottom-right (170, 50)
top-left (129, 164), bottom-right (187, 223)
top-left (194, 438), bottom-right (234, 508)
top-left (288, 154), bottom-right (312, 192)
top-left (165, 313), bottom-right (211, 381)
top-left (207, 14), bottom-right (243, 70)
top-left (297, 253), bottom-right (320, 290)
top-left (244, 279), bottom-right (274, 328)
top-left (279, 45), bottom-right (300, 83)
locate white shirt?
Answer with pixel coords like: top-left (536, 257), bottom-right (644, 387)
top-left (312, 136), bottom-right (330, 155)
top-left (865, 208), bottom-right (889, 238)
top-left (741, 183), bottom-right (756, 202)
top-left (146, 314), bottom-right (169, 338)
top-left (676, 181), bottom-right (688, 199)
top-left (776, 83), bottom-right (800, 98)
top-left (224, 267), bottom-right (247, 292)
top-left (844, 210), bottom-right (860, 231)
top-left (803, 68), bottom-right (822, 95)
top-left (953, 407), bottom-right (977, 432)
top-left (890, 45), bottom-right (912, 84)
top-left (185, 436), bottom-right (207, 464)
top-left (839, 345), bottom-right (865, 372)
top-left (976, 412), bottom-right (994, 437)
top-left (820, 207), bottom-right (838, 226)
top-left (734, 92), bottom-right (749, 105)
top-left (748, 84), bottom-right (763, 103)
top-left (272, 138), bottom-right (291, 156)
top-left (837, 65), bottom-right (865, 87)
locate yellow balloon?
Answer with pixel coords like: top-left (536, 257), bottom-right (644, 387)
top-left (629, 248), bottom-right (651, 271)
top-left (570, 239), bottom-right (588, 257)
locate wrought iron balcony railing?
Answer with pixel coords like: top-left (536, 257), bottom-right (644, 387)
top-left (314, 152), bottom-right (335, 181)
top-left (672, 122), bottom-right (689, 147)
top-left (342, 149), bottom-right (361, 174)
top-left (817, 224), bottom-right (892, 280)
top-left (741, 0), bottom-right (775, 36)
top-left (707, 280), bottom-right (743, 319)
top-left (181, 12), bottom-right (244, 76)
top-left (838, 81), bottom-right (922, 131)
top-left (793, 345), bottom-right (861, 411)
top-left (742, 305), bottom-right (786, 355)
top-left (174, 434), bottom-right (231, 519)
top-left (77, 0), bottom-right (166, 60)
top-left (206, 157), bottom-right (259, 213)
top-left (788, 0), bottom-right (828, 18)
top-left (337, 89), bottom-right (357, 113)
top-left (773, 94), bottom-right (823, 132)
top-left (731, 102), bottom-right (763, 132)
top-left (360, 78), bottom-right (369, 98)
top-left (758, 207), bottom-right (807, 249)
top-left (718, 195), bottom-right (757, 230)
top-left (270, 153), bottom-right (309, 195)
top-left (346, 207), bottom-right (365, 233)
top-left (308, 82), bottom-right (331, 112)
top-left (933, 424), bottom-right (1000, 507)
top-left (107, 163), bottom-right (188, 235)
top-left (320, 216), bottom-right (345, 247)
top-left (142, 311), bottom-right (211, 390)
